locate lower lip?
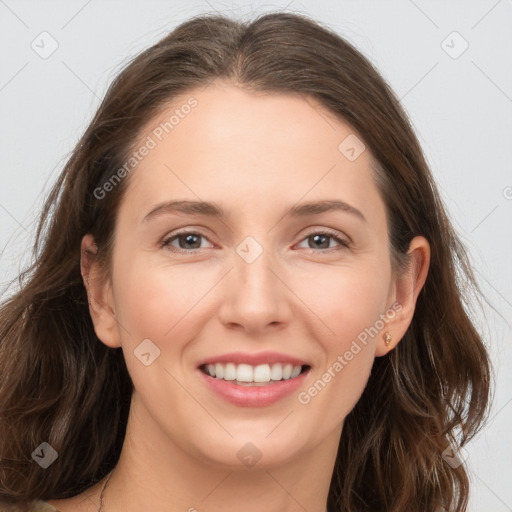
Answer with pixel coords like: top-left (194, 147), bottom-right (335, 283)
top-left (197, 367), bottom-right (310, 407)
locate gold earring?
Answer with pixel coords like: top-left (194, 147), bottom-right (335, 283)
top-left (384, 332), bottom-right (392, 346)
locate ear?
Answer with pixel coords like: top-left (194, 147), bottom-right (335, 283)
top-left (80, 234), bottom-right (121, 348)
top-left (375, 235), bottom-right (430, 356)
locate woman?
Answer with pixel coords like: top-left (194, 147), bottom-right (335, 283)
top-left (0, 11), bottom-right (491, 512)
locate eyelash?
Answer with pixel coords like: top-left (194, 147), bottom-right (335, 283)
top-left (160, 229), bottom-right (350, 255)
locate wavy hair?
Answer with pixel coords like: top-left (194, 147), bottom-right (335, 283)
top-left (0, 11), bottom-right (491, 511)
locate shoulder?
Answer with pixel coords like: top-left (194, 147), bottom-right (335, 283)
top-left (0, 500), bottom-right (61, 512)
top-left (0, 481), bottom-right (100, 512)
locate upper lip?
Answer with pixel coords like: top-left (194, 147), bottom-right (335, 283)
top-left (198, 351), bottom-right (310, 367)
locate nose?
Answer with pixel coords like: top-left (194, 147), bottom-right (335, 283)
top-left (218, 246), bottom-right (292, 336)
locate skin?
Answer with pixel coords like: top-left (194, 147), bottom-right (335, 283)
top-left (48, 80), bottom-right (429, 512)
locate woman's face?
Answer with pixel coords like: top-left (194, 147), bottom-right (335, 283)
top-left (91, 81), bottom-right (409, 468)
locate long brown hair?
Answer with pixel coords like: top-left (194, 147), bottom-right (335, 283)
top-left (0, 12), bottom-right (491, 511)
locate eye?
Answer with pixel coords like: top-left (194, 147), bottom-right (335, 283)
top-left (296, 230), bottom-right (350, 252)
top-left (161, 231), bottom-right (214, 253)
top-left (161, 229), bottom-right (350, 255)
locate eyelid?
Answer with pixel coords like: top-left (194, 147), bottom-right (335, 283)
top-left (299, 226), bottom-right (351, 245)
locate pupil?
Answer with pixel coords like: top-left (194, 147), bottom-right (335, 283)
top-left (312, 234), bottom-right (329, 249)
top-left (180, 234), bottom-right (200, 249)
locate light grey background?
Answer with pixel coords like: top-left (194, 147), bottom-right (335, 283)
top-left (1, 1), bottom-right (511, 510)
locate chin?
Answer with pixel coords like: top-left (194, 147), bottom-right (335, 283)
top-left (189, 430), bottom-right (309, 470)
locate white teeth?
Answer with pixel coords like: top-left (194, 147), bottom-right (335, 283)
top-left (236, 364), bottom-right (253, 382)
top-left (290, 365), bottom-right (302, 378)
top-left (282, 363), bottom-right (293, 379)
top-left (223, 362), bottom-right (236, 380)
top-left (253, 364), bottom-right (271, 383)
top-left (203, 362), bottom-right (304, 383)
top-left (270, 363), bottom-right (283, 380)
top-left (215, 363), bottom-right (224, 379)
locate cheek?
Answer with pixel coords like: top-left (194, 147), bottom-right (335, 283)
top-left (289, 259), bottom-right (390, 419)
top-left (109, 257), bottom-right (218, 414)
top-left (111, 251), bottom-right (220, 345)
top-left (289, 255), bottom-right (392, 344)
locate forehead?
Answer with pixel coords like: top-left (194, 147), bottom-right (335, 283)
top-left (120, 80), bottom-right (385, 225)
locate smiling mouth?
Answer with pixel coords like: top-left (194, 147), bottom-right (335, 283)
top-left (199, 363), bottom-right (311, 386)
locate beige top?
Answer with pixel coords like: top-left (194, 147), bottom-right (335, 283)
top-left (33, 502), bottom-right (61, 512)
top-left (0, 501), bottom-right (61, 511)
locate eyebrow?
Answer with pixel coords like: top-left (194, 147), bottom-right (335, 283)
top-left (142, 199), bottom-right (366, 223)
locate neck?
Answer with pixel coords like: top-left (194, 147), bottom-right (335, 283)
top-left (104, 394), bottom-right (340, 512)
